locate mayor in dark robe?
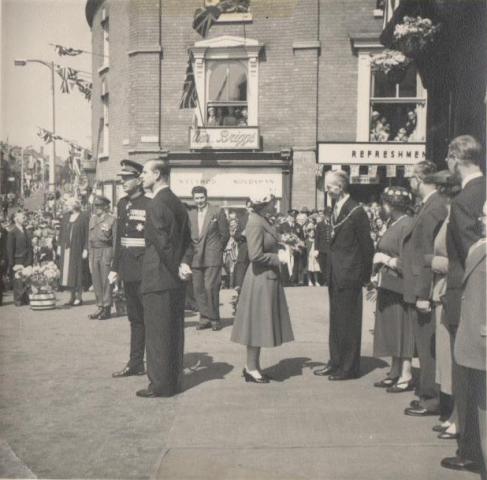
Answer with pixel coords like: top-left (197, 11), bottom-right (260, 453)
top-left (314, 170), bottom-right (373, 380)
top-left (58, 197), bottom-right (89, 306)
top-left (138, 160), bottom-right (192, 398)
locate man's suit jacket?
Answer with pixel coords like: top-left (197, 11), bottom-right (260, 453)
top-left (141, 187), bottom-right (192, 294)
top-left (454, 239), bottom-right (486, 371)
top-left (314, 220), bottom-right (332, 254)
top-left (188, 204), bottom-right (229, 268)
top-left (401, 191), bottom-right (448, 304)
top-left (328, 198), bottom-right (374, 289)
top-left (7, 226), bottom-right (33, 271)
top-left (445, 175), bottom-right (486, 326)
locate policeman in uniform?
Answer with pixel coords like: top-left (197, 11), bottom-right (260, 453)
top-left (109, 160), bottom-right (151, 377)
top-left (88, 195), bottom-right (116, 320)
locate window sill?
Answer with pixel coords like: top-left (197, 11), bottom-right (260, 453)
top-left (215, 12), bottom-right (252, 23)
top-left (98, 64), bottom-right (109, 75)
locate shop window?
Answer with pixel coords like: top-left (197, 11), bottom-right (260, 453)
top-left (206, 61), bottom-right (248, 126)
top-left (369, 64), bottom-right (426, 142)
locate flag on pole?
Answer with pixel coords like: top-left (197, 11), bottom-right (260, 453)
top-left (56, 67), bottom-right (70, 93)
top-left (54, 44), bottom-right (84, 56)
top-left (179, 56), bottom-right (197, 109)
top-left (193, 5), bottom-right (222, 37)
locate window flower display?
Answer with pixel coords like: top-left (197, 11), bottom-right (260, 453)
top-left (393, 16), bottom-right (440, 58)
top-left (370, 49), bottom-right (412, 84)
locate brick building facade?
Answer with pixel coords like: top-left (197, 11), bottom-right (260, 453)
top-left (86, 0), bottom-right (426, 210)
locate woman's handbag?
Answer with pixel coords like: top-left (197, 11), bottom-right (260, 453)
top-left (377, 265), bottom-right (403, 294)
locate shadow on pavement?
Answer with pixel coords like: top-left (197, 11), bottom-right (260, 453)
top-left (184, 317), bottom-right (234, 330)
top-left (359, 356), bottom-right (389, 377)
top-left (182, 352), bottom-right (234, 391)
top-left (264, 357), bottom-right (323, 382)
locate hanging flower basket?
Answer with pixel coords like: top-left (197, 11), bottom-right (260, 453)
top-left (370, 50), bottom-right (412, 84)
top-left (393, 16), bottom-right (440, 59)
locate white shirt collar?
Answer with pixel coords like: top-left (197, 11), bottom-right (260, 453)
top-left (422, 189), bottom-right (436, 205)
top-left (462, 171), bottom-right (483, 189)
top-left (151, 184), bottom-right (169, 198)
top-left (334, 193), bottom-right (350, 217)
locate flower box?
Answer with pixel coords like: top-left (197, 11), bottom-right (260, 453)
top-left (29, 292), bottom-right (56, 310)
top-left (393, 16), bottom-right (440, 59)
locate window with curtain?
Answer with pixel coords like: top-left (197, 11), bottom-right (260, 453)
top-left (206, 60), bottom-right (248, 126)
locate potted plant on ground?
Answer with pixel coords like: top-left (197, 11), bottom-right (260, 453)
top-left (370, 49), bottom-right (412, 84)
top-left (15, 262), bottom-right (60, 310)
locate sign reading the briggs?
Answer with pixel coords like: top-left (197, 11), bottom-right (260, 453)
top-left (190, 127), bottom-right (260, 150)
top-left (318, 142), bottom-right (426, 165)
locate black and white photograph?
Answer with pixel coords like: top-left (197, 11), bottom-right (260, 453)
top-left (0, 0), bottom-right (486, 478)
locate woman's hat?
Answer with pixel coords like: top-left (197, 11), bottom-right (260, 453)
top-left (248, 193), bottom-right (275, 207)
top-left (381, 186), bottom-right (413, 208)
top-left (423, 169), bottom-right (458, 186)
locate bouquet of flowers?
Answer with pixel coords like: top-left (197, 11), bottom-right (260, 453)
top-left (393, 16), bottom-right (440, 58)
top-left (14, 262), bottom-right (60, 293)
top-left (370, 49), bottom-right (412, 83)
top-left (280, 233), bottom-right (305, 252)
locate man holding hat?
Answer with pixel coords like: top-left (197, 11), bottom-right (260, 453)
top-left (88, 195), bottom-right (116, 320)
top-left (109, 160), bottom-right (151, 377)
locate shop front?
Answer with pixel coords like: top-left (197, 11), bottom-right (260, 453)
top-left (318, 141), bottom-right (426, 203)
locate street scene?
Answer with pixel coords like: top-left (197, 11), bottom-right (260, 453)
top-left (1, 0), bottom-right (486, 479)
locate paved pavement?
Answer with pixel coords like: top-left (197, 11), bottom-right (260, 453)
top-left (0, 286), bottom-right (473, 479)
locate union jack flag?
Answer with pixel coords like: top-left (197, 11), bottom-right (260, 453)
top-left (179, 57), bottom-right (198, 109)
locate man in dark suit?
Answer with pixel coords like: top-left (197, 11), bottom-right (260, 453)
top-left (441, 135), bottom-right (486, 473)
top-left (188, 185), bottom-right (229, 331)
top-left (314, 170), bottom-right (374, 380)
top-left (401, 161), bottom-right (448, 416)
top-left (7, 211), bottom-right (33, 306)
top-left (314, 207), bottom-right (332, 285)
top-left (446, 219), bottom-right (486, 476)
top-left (137, 160), bottom-right (192, 398)
top-left (109, 160), bottom-right (151, 378)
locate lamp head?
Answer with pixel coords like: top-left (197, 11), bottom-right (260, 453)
top-left (14, 59), bottom-right (27, 66)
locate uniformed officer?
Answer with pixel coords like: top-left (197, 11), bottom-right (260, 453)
top-left (108, 160), bottom-right (151, 377)
top-left (88, 195), bottom-right (116, 320)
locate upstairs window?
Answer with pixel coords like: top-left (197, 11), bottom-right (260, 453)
top-left (206, 61), bottom-right (248, 126)
top-left (369, 64), bottom-right (426, 142)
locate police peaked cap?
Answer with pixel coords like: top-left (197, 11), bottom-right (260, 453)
top-left (117, 159), bottom-right (143, 177)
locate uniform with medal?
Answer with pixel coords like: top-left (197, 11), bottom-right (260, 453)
top-left (110, 160), bottom-right (150, 378)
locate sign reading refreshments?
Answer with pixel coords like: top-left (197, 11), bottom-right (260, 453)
top-left (171, 167), bottom-right (282, 198)
top-left (189, 127), bottom-right (260, 150)
top-left (318, 142), bottom-right (426, 165)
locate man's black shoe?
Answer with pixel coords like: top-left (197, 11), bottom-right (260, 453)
top-left (313, 365), bottom-right (336, 376)
top-left (112, 366), bottom-right (146, 378)
top-left (404, 406), bottom-right (439, 417)
top-left (98, 307), bottom-right (111, 320)
top-left (440, 456), bottom-right (480, 473)
top-left (196, 322), bottom-right (211, 330)
top-left (89, 308), bottom-right (103, 319)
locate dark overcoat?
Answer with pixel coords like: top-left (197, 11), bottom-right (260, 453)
top-left (58, 212), bottom-right (88, 288)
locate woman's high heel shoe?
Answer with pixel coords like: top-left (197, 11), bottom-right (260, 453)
top-left (242, 368), bottom-right (269, 384)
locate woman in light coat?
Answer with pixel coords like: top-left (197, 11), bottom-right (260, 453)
top-left (231, 194), bottom-right (294, 383)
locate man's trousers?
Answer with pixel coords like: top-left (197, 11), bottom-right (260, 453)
top-left (328, 284), bottom-right (363, 377)
top-left (89, 248), bottom-right (112, 307)
top-left (143, 287), bottom-right (185, 396)
top-left (192, 266), bottom-right (221, 323)
top-left (124, 281), bottom-right (145, 371)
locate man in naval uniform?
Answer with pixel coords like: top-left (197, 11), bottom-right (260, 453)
top-left (109, 160), bottom-right (151, 377)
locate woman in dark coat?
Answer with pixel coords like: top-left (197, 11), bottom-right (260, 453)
top-left (58, 198), bottom-right (88, 306)
top-left (231, 194), bottom-right (294, 383)
top-left (372, 187), bottom-right (415, 392)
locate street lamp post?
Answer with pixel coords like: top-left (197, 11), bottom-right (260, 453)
top-left (14, 59), bottom-right (56, 192)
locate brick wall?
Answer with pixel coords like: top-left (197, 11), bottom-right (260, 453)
top-left (88, 0), bottom-right (382, 206)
